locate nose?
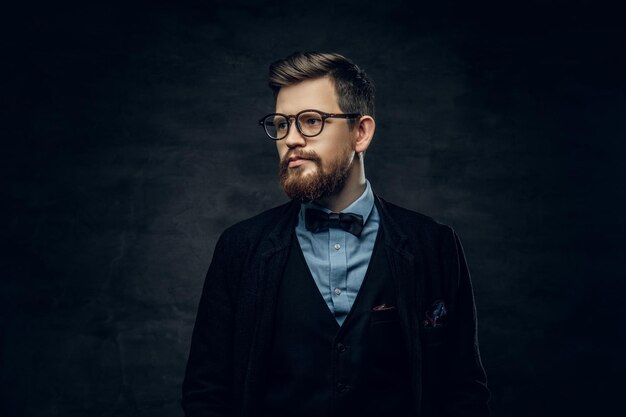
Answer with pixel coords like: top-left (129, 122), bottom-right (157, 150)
top-left (284, 117), bottom-right (307, 149)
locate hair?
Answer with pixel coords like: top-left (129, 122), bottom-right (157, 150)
top-left (268, 52), bottom-right (375, 125)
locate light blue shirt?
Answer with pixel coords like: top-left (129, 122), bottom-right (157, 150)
top-left (295, 179), bottom-right (380, 326)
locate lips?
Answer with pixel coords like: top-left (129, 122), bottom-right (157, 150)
top-left (288, 158), bottom-right (309, 168)
top-left (288, 155), bottom-right (308, 162)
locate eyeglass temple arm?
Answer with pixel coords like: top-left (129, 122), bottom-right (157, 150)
top-left (326, 113), bottom-right (361, 119)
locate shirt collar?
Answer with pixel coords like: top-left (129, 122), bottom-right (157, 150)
top-left (298, 179), bottom-right (376, 226)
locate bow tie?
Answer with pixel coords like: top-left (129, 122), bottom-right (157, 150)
top-left (305, 208), bottom-right (364, 237)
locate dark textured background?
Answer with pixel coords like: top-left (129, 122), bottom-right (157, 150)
top-left (3, 0), bottom-right (625, 416)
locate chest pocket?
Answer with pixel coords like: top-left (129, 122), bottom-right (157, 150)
top-left (369, 307), bottom-right (399, 325)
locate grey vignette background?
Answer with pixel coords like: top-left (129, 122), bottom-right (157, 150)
top-left (3, 0), bottom-right (625, 416)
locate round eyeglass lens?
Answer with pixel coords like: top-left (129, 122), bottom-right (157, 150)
top-left (263, 115), bottom-right (289, 139)
top-left (297, 111), bottom-right (324, 136)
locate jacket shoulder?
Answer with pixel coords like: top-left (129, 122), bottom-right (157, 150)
top-left (217, 200), bottom-right (295, 245)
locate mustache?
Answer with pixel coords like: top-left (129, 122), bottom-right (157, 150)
top-left (281, 151), bottom-right (321, 166)
top-left (278, 151), bottom-right (322, 171)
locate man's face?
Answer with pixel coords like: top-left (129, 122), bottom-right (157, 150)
top-left (275, 76), bottom-right (356, 203)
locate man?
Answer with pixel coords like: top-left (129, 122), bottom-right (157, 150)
top-left (182, 52), bottom-right (490, 417)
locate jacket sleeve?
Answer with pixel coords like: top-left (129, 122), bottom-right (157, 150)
top-left (441, 227), bottom-right (491, 417)
top-left (181, 232), bottom-right (234, 417)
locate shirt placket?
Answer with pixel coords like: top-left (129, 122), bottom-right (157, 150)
top-left (329, 227), bottom-right (349, 321)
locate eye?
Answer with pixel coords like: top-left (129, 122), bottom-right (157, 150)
top-left (303, 116), bottom-right (322, 126)
top-left (272, 118), bottom-right (288, 131)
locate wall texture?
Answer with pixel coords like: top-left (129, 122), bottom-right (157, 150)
top-left (4, 1), bottom-right (625, 416)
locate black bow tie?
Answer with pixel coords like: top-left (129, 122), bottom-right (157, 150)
top-left (305, 208), bottom-right (364, 237)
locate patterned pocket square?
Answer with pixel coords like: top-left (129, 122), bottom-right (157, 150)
top-left (424, 299), bottom-right (447, 328)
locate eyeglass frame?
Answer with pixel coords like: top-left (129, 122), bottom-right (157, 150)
top-left (258, 109), bottom-right (362, 140)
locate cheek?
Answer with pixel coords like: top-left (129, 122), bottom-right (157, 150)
top-left (319, 141), bottom-right (342, 158)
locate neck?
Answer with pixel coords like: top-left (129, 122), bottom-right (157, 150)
top-left (315, 159), bottom-right (366, 213)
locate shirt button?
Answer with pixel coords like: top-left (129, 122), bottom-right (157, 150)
top-left (334, 243), bottom-right (341, 250)
top-left (334, 288), bottom-right (342, 296)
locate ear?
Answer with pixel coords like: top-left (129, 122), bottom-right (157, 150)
top-left (353, 115), bottom-right (376, 154)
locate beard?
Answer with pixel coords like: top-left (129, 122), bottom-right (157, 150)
top-left (278, 145), bottom-right (355, 203)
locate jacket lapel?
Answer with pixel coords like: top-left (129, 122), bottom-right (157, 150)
top-left (374, 193), bottom-right (423, 411)
top-left (257, 198), bottom-right (301, 308)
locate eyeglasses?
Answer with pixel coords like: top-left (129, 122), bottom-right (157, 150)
top-left (258, 109), bottom-right (361, 140)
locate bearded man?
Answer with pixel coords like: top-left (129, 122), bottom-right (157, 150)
top-left (181, 52), bottom-right (491, 417)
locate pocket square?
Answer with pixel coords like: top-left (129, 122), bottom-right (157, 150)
top-left (424, 299), bottom-right (447, 328)
top-left (372, 303), bottom-right (396, 311)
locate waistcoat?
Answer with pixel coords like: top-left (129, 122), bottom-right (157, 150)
top-left (259, 224), bottom-right (414, 416)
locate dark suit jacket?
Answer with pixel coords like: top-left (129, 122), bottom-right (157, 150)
top-left (181, 194), bottom-right (490, 417)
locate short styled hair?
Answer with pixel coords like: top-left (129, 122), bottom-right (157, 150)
top-left (268, 52), bottom-right (375, 121)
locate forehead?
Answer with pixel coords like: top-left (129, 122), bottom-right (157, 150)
top-left (275, 76), bottom-right (341, 114)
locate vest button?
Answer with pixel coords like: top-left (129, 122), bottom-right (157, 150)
top-left (337, 342), bottom-right (347, 353)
